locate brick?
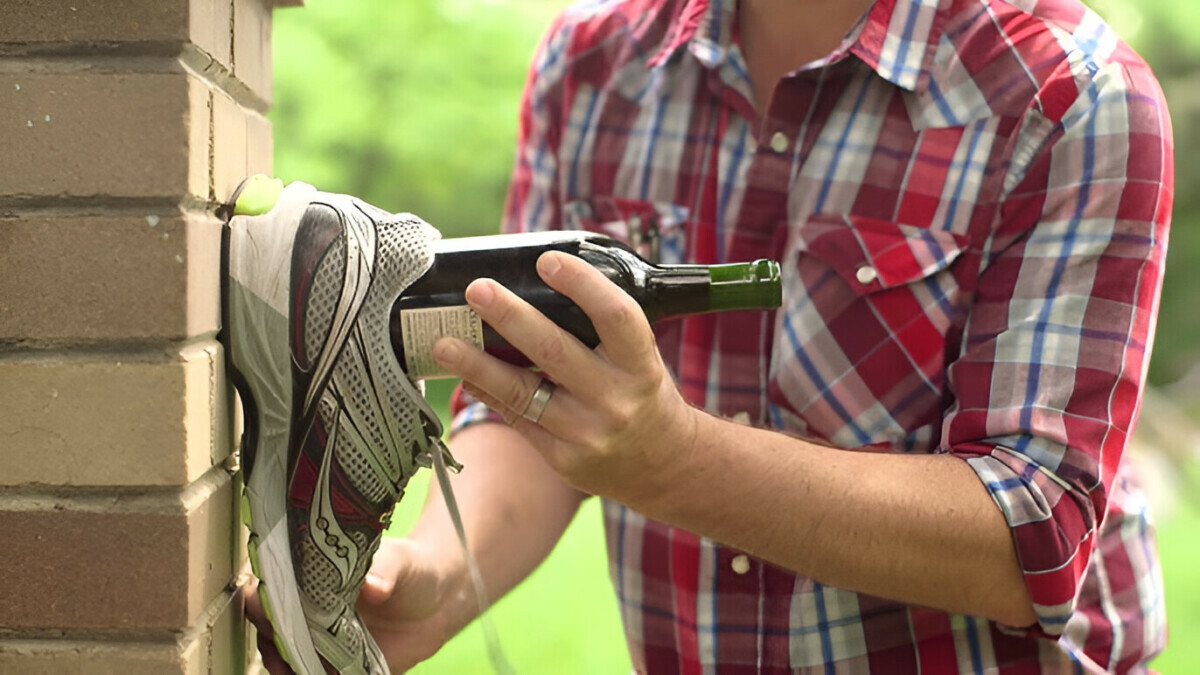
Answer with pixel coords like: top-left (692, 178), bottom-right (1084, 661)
top-left (189, 77), bottom-right (214, 200)
top-left (0, 636), bottom-right (202, 675)
top-left (234, 0), bottom-right (274, 105)
top-left (0, 1), bottom-right (242, 76)
top-left (212, 92), bottom-right (274, 202)
top-left (0, 342), bottom-right (231, 487)
top-left (0, 587), bottom-right (252, 675)
top-left (247, 108), bottom-right (275, 179)
top-left (213, 91), bottom-right (249, 203)
top-left (207, 586), bottom-right (250, 675)
top-left (0, 1), bottom-right (189, 44)
top-left (0, 72), bottom-right (208, 199)
top-left (0, 471), bottom-right (239, 630)
top-left (190, 0), bottom-right (235, 69)
top-left (0, 212), bottom-right (222, 341)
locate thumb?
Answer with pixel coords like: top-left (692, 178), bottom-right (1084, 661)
top-left (359, 572), bottom-right (395, 605)
top-left (358, 539), bottom-right (408, 605)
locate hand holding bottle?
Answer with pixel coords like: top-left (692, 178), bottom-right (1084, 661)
top-left (431, 250), bottom-right (704, 506)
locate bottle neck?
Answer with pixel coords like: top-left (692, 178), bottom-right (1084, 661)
top-left (650, 259), bottom-right (782, 318)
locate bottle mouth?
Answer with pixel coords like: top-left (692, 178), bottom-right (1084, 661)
top-left (710, 259), bottom-right (783, 309)
top-left (748, 259), bottom-right (782, 287)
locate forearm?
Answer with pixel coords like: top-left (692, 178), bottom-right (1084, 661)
top-left (634, 410), bottom-right (1036, 627)
top-left (432, 256), bottom-right (1037, 628)
top-left (408, 421), bottom-right (587, 630)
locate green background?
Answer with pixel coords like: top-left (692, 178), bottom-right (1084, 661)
top-left (272, 1), bottom-right (1200, 671)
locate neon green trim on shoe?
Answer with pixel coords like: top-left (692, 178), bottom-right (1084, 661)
top-left (241, 493), bottom-right (253, 528)
top-left (233, 175), bottom-right (285, 216)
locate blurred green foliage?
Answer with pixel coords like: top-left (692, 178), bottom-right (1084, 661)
top-left (1152, 497), bottom-right (1200, 674)
top-left (272, 0), bottom-right (556, 237)
top-left (1086, 0), bottom-right (1200, 384)
top-left (271, 0), bottom-right (1199, 671)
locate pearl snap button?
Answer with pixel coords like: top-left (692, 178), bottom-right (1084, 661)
top-left (855, 265), bottom-right (878, 285)
top-left (731, 554), bottom-right (751, 575)
top-left (769, 131), bottom-right (789, 153)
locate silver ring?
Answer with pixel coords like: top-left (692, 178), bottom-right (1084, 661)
top-left (521, 379), bottom-right (556, 424)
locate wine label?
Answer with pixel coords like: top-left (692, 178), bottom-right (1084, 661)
top-left (400, 305), bottom-right (485, 379)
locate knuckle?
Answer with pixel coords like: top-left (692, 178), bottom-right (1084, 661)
top-left (534, 332), bottom-right (568, 365)
top-left (504, 377), bottom-right (530, 412)
top-left (644, 363), bottom-right (669, 392)
top-left (602, 299), bottom-right (637, 328)
top-left (489, 296), bottom-right (517, 327)
top-left (608, 402), bottom-right (636, 430)
top-left (630, 336), bottom-right (664, 370)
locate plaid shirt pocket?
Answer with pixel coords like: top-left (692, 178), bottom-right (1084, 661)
top-left (769, 213), bottom-right (973, 450)
top-left (797, 213), bottom-right (971, 295)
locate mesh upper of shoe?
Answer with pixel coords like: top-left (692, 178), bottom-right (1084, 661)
top-left (294, 196), bottom-right (441, 672)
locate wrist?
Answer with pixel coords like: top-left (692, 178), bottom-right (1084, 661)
top-left (402, 532), bottom-right (479, 637)
top-left (621, 401), bottom-right (708, 514)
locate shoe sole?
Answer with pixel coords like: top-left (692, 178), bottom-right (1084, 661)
top-left (221, 186), bottom-right (328, 675)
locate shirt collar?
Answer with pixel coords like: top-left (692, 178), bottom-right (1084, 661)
top-left (850, 0), bottom-right (948, 91)
top-left (648, 0), bottom-right (948, 92)
top-left (648, 0), bottom-right (735, 69)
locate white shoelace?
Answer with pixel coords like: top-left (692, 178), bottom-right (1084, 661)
top-left (431, 442), bottom-right (515, 675)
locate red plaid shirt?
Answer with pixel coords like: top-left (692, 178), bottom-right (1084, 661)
top-left (453, 0), bottom-right (1172, 670)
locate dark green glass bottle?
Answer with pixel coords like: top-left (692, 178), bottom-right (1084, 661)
top-left (390, 231), bottom-right (782, 379)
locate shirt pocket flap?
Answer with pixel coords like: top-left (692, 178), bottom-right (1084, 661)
top-left (563, 197), bottom-right (689, 263)
top-left (798, 213), bottom-right (970, 293)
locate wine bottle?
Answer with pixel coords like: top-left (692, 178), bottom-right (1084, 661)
top-left (225, 176), bottom-right (782, 380)
top-left (391, 230), bottom-right (782, 379)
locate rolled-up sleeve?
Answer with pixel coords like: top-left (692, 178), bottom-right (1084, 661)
top-left (942, 55), bottom-right (1172, 636)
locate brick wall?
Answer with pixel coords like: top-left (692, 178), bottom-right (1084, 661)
top-left (0, 1), bottom-right (298, 672)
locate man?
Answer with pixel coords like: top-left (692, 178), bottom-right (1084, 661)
top-left (255, 0), bottom-right (1172, 671)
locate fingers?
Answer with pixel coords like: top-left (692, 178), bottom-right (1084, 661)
top-left (244, 577), bottom-right (295, 674)
top-left (358, 544), bottom-right (403, 606)
top-left (455, 251), bottom-right (658, 383)
top-left (460, 277), bottom-right (599, 385)
top-left (435, 338), bottom-right (577, 441)
top-left (257, 634), bottom-right (294, 675)
top-left (243, 576), bottom-right (271, 639)
top-left (536, 252), bottom-right (658, 371)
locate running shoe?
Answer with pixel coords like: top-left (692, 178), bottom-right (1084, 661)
top-left (221, 176), bottom-right (457, 674)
